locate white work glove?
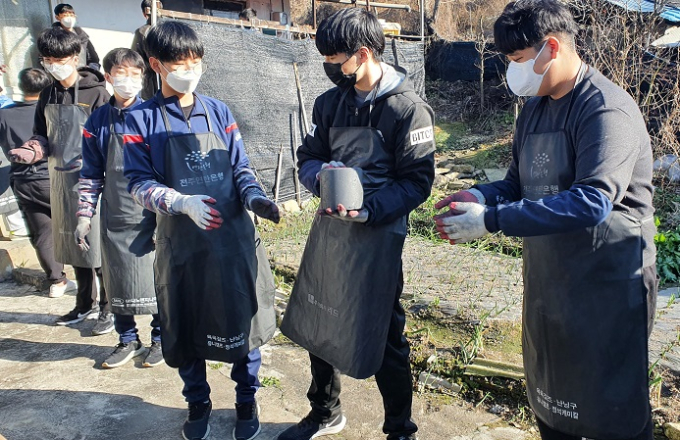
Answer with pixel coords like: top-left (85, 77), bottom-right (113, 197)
top-left (171, 193), bottom-right (223, 230)
top-left (434, 188), bottom-right (486, 209)
top-left (315, 161), bottom-right (346, 180)
top-left (434, 202), bottom-right (489, 244)
top-left (74, 217), bottom-right (91, 251)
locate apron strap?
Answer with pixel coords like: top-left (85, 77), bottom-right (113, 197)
top-left (194, 95), bottom-right (214, 133)
top-left (156, 94), bottom-right (214, 134)
top-left (332, 72), bottom-right (383, 129)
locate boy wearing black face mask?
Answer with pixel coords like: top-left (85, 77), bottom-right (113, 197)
top-left (278, 8), bottom-right (435, 440)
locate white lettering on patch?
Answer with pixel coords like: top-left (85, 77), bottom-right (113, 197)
top-left (410, 126), bottom-right (434, 146)
top-left (308, 123), bottom-right (317, 138)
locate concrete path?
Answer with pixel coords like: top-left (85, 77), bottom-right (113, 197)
top-left (0, 281), bottom-right (528, 440)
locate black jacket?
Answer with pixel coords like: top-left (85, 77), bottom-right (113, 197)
top-left (131, 20), bottom-right (159, 100)
top-left (0, 101), bottom-right (48, 181)
top-left (51, 23), bottom-right (100, 70)
top-left (34, 67), bottom-right (110, 150)
top-left (298, 65), bottom-right (436, 226)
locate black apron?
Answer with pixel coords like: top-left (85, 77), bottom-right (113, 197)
top-left (281, 88), bottom-right (407, 379)
top-left (520, 70), bottom-right (651, 439)
top-left (153, 95), bottom-right (276, 368)
top-left (101, 109), bottom-right (157, 315)
top-left (0, 146), bottom-right (18, 215)
top-left (46, 81), bottom-right (102, 267)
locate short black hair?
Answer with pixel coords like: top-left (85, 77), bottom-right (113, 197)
top-left (18, 68), bottom-right (52, 95)
top-left (141, 0), bottom-right (163, 12)
top-left (239, 8), bottom-right (257, 21)
top-left (103, 48), bottom-right (145, 74)
top-left (37, 27), bottom-right (82, 59)
top-left (494, 0), bottom-right (579, 55)
top-left (145, 21), bottom-right (204, 63)
top-left (54, 3), bottom-right (74, 15)
top-left (315, 8), bottom-right (385, 60)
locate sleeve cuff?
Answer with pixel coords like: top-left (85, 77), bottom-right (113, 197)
top-left (484, 207), bottom-right (500, 233)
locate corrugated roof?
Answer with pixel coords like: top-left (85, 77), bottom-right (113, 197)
top-left (604, 0), bottom-right (680, 22)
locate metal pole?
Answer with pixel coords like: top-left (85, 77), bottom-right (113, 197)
top-left (151, 0), bottom-right (158, 26)
top-left (420, 0), bottom-right (425, 41)
top-left (312, 0), bottom-right (317, 29)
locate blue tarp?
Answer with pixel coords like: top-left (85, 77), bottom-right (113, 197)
top-left (604, 0), bottom-right (680, 22)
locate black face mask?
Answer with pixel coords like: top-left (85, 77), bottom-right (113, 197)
top-left (323, 56), bottom-right (361, 89)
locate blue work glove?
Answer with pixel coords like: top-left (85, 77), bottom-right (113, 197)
top-left (54, 157), bottom-right (83, 173)
top-left (249, 196), bottom-right (281, 223)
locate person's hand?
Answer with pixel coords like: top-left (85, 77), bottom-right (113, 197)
top-left (319, 203), bottom-right (368, 223)
top-left (249, 196), bottom-right (280, 223)
top-left (434, 202), bottom-right (489, 244)
top-left (9, 139), bottom-right (45, 164)
top-left (74, 217), bottom-right (91, 251)
top-left (434, 189), bottom-right (484, 210)
top-left (54, 157), bottom-right (83, 173)
top-left (315, 161), bottom-right (346, 180)
top-left (172, 194), bottom-right (223, 230)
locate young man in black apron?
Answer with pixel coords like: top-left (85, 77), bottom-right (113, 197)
top-left (279, 8), bottom-right (435, 440)
top-left (0, 68), bottom-right (77, 298)
top-left (434, 1), bottom-right (657, 439)
top-left (123, 21), bottom-right (279, 440)
top-left (12, 28), bottom-right (110, 329)
top-left (76, 48), bottom-right (161, 367)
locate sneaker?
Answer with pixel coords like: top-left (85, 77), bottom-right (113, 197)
top-left (277, 413), bottom-right (346, 440)
top-left (183, 399), bottom-right (212, 440)
top-left (101, 340), bottom-right (146, 369)
top-left (55, 307), bottom-right (98, 325)
top-left (234, 400), bottom-right (261, 440)
top-left (48, 280), bottom-right (77, 298)
top-left (91, 312), bottom-right (115, 335)
top-left (142, 341), bottom-right (165, 367)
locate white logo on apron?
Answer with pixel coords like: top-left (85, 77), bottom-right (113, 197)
top-left (185, 151), bottom-right (211, 173)
top-left (531, 152), bottom-right (550, 179)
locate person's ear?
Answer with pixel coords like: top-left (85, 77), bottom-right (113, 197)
top-left (149, 57), bottom-right (162, 75)
top-left (547, 37), bottom-right (560, 60)
top-left (104, 73), bottom-right (113, 85)
top-left (357, 46), bottom-right (371, 64)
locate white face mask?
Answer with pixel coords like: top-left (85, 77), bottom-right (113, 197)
top-left (159, 62), bottom-right (202, 95)
top-left (60, 16), bottom-right (77, 28)
top-left (43, 60), bottom-right (75, 81)
top-left (506, 41), bottom-right (554, 97)
top-left (112, 76), bottom-right (143, 99)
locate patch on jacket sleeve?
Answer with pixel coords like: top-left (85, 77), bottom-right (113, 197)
top-left (308, 123), bottom-right (317, 138)
top-left (410, 126), bottom-right (434, 146)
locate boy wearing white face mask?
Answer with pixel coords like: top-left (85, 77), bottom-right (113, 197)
top-left (434, 1), bottom-right (656, 440)
top-left (12, 27), bottom-right (110, 327)
top-left (77, 48), bottom-right (161, 369)
top-left (52, 3), bottom-right (101, 71)
top-left (123, 21), bottom-right (279, 440)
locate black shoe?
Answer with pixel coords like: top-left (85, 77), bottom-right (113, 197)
top-left (234, 400), bottom-right (261, 440)
top-left (101, 340), bottom-right (146, 369)
top-left (183, 399), bottom-right (212, 440)
top-left (143, 341), bottom-right (165, 367)
top-left (388, 436), bottom-right (418, 440)
top-left (91, 311), bottom-right (114, 335)
top-left (277, 412), bottom-right (346, 440)
top-left (55, 307), bottom-right (98, 326)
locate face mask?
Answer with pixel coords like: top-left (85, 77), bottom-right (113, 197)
top-left (43, 60), bottom-right (75, 81)
top-left (323, 55), bottom-right (361, 89)
top-left (506, 41), bottom-right (554, 97)
top-left (60, 16), bottom-right (77, 28)
top-left (112, 76), bottom-right (143, 99)
top-left (160, 62), bottom-right (202, 94)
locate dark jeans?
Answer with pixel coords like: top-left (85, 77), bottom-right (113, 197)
top-left (178, 349), bottom-right (262, 405)
top-left (73, 266), bottom-right (109, 314)
top-left (536, 415), bottom-right (653, 440)
top-left (12, 178), bottom-right (65, 284)
top-left (115, 313), bottom-right (161, 344)
top-left (307, 268), bottom-right (418, 438)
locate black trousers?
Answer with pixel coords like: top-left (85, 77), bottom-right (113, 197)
top-left (73, 266), bottom-right (109, 313)
top-left (536, 415), bottom-right (653, 440)
top-left (307, 267), bottom-right (418, 438)
top-left (12, 178), bottom-right (65, 284)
